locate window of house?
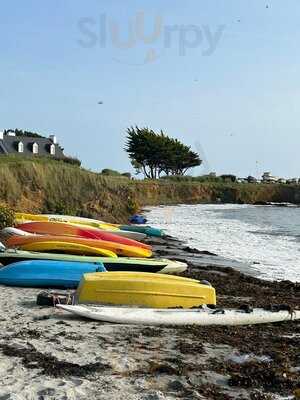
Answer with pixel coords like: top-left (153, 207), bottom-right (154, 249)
top-left (32, 142), bottom-right (38, 154)
top-left (18, 142), bottom-right (24, 153)
top-left (50, 143), bottom-right (55, 155)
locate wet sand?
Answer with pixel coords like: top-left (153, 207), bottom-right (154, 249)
top-left (0, 236), bottom-right (299, 400)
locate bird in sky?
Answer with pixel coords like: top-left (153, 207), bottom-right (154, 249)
top-left (98, 101), bottom-right (103, 105)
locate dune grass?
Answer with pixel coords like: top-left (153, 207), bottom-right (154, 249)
top-left (0, 156), bottom-right (298, 222)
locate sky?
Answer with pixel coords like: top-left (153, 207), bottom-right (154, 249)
top-left (1, 0), bottom-right (300, 178)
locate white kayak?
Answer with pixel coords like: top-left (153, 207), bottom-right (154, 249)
top-left (57, 304), bottom-right (300, 326)
top-left (159, 260), bottom-right (187, 274)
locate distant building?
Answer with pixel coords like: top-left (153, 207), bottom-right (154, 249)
top-left (262, 172), bottom-right (278, 183)
top-left (0, 131), bottom-right (65, 158)
top-left (247, 176), bottom-right (257, 183)
top-left (277, 178), bottom-right (286, 184)
top-left (286, 178), bottom-right (298, 184)
top-left (237, 178), bottom-right (247, 183)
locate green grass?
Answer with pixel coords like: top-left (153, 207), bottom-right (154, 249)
top-left (0, 156), bottom-right (298, 222)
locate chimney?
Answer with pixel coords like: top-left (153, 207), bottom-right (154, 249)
top-left (49, 134), bottom-right (57, 144)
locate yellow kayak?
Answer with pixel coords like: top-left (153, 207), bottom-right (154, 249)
top-left (20, 241), bottom-right (117, 258)
top-left (15, 213), bottom-right (117, 231)
top-left (8, 235), bottom-right (152, 258)
top-left (76, 272), bottom-right (216, 308)
top-left (15, 213), bottom-right (48, 223)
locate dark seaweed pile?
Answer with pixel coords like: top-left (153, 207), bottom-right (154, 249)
top-left (145, 235), bottom-right (300, 399)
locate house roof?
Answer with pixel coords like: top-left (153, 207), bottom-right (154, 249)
top-left (0, 135), bottom-right (65, 157)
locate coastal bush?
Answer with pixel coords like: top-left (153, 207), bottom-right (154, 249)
top-left (220, 174), bottom-right (237, 183)
top-left (127, 196), bottom-right (139, 214)
top-left (0, 203), bottom-right (15, 229)
top-left (160, 175), bottom-right (224, 183)
top-left (0, 154), bottom-right (82, 168)
top-left (4, 128), bottom-right (43, 138)
top-left (101, 168), bottom-right (121, 176)
top-left (60, 156), bottom-right (81, 167)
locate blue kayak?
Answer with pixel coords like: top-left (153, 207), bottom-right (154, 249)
top-left (0, 260), bottom-right (106, 288)
top-left (120, 225), bottom-right (163, 237)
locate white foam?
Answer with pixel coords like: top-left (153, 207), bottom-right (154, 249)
top-left (147, 204), bottom-right (300, 283)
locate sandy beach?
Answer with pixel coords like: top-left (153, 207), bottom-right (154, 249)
top-left (0, 236), bottom-right (299, 400)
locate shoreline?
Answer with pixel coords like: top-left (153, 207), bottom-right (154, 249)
top-left (144, 203), bottom-right (300, 283)
top-left (0, 235), bottom-right (298, 399)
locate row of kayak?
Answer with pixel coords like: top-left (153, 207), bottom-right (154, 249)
top-left (2, 225), bottom-right (153, 258)
top-left (6, 258), bottom-right (298, 327)
top-left (15, 213), bottom-right (163, 238)
top-left (4, 212), bottom-right (165, 258)
top-left (0, 212), bottom-right (299, 326)
top-left (0, 261), bottom-right (214, 308)
top-left (0, 249), bottom-right (187, 274)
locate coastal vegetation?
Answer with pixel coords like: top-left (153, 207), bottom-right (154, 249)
top-left (0, 154), bottom-right (82, 167)
top-left (101, 168), bottom-right (131, 178)
top-left (0, 156), bottom-right (300, 223)
top-left (125, 126), bottom-right (201, 179)
top-left (3, 128), bottom-right (44, 139)
top-left (0, 203), bottom-right (15, 229)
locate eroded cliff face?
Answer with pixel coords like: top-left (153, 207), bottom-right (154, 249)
top-left (0, 160), bottom-right (299, 222)
top-left (133, 180), bottom-right (300, 206)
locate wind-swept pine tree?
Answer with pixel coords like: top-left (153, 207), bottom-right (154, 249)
top-left (125, 127), bottom-right (201, 178)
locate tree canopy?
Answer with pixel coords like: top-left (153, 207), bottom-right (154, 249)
top-left (125, 127), bottom-right (201, 179)
top-left (4, 129), bottom-right (44, 138)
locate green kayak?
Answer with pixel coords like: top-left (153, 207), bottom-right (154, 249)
top-left (0, 250), bottom-right (186, 274)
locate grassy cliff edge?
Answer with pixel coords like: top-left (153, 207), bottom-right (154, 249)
top-left (0, 158), bottom-right (299, 222)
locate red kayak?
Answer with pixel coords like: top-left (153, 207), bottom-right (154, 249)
top-left (17, 221), bottom-right (151, 250)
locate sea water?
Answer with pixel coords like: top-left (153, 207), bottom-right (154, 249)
top-left (146, 204), bottom-right (300, 283)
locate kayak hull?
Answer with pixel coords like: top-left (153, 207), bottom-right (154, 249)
top-left (0, 260), bottom-right (106, 288)
top-left (15, 213), bottom-right (117, 231)
top-left (76, 272), bottom-right (216, 308)
top-left (120, 225), bottom-right (163, 237)
top-left (6, 235), bottom-right (152, 258)
top-left (57, 304), bottom-right (300, 326)
top-left (17, 221), bottom-right (151, 250)
top-left (0, 250), bottom-right (187, 274)
top-left (15, 213), bottom-right (163, 237)
top-left (19, 241), bottom-right (117, 258)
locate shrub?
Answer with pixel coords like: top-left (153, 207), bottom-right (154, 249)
top-left (101, 169), bottom-right (121, 176)
top-left (159, 175), bottom-right (194, 182)
top-left (122, 172), bottom-right (131, 179)
top-left (160, 174), bottom-right (224, 183)
top-left (0, 203), bottom-right (15, 229)
top-left (60, 156), bottom-right (81, 167)
top-left (127, 196), bottom-right (139, 214)
top-left (220, 174), bottom-right (237, 183)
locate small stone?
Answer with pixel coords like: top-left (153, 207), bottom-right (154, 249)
top-left (37, 388), bottom-right (56, 396)
top-left (0, 394), bottom-right (11, 400)
top-left (143, 393), bottom-right (164, 400)
top-left (168, 380), bottom-right (185, 391)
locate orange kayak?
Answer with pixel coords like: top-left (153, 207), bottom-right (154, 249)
top-left (17, 221), bottom-right (151, 250)
top-left (6, 235), bottom-right (152, 258)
